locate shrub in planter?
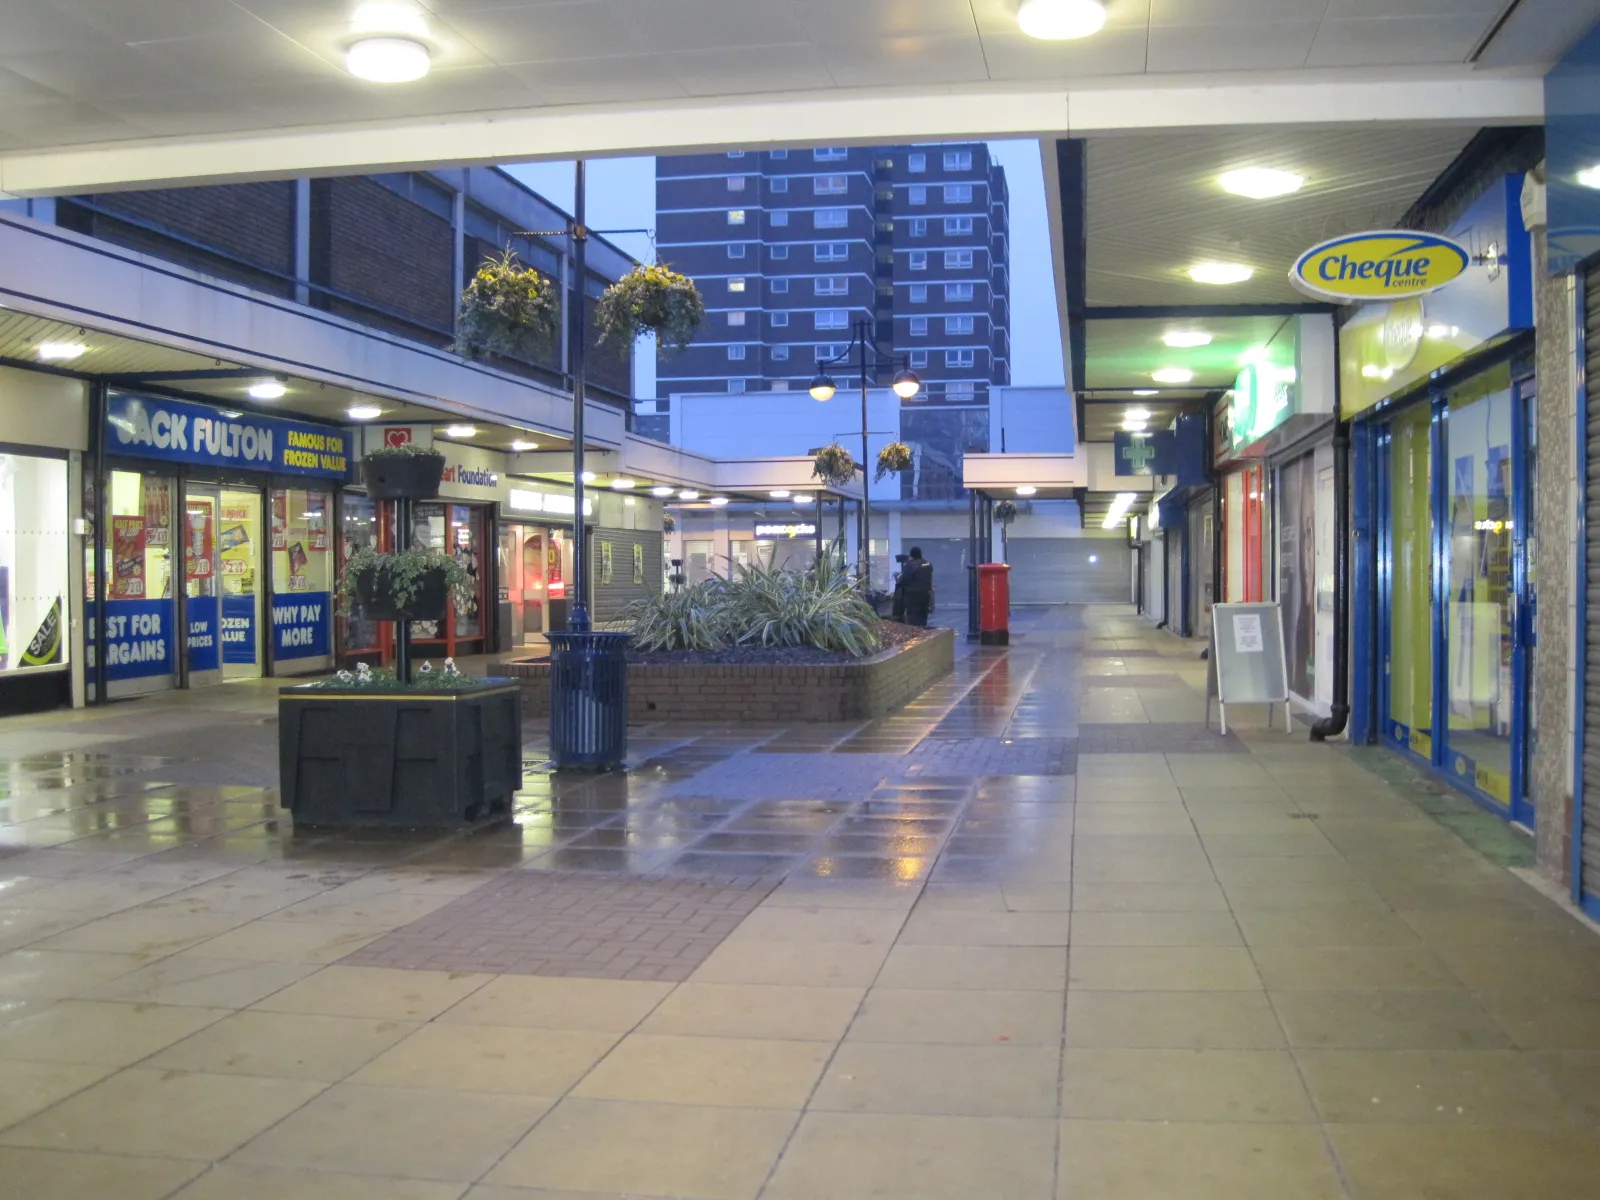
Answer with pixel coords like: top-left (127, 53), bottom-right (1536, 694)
top-left (596, 264), bottom-right (705, 354)
top-left (339, 545), bottom-right (472, 620)
top-left (812, 443), bottom-right (857, 488)
top-left (454, 250), bottom-right (561, 362)
top-left (875, 441), bottom-right (913, 482)
top-left (281, 660), bottom-right (522, 828)
top-left (363, 443), bottom-right (446, 500)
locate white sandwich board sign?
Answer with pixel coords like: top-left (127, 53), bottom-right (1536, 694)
top-left (1206, 602), bottom-right (1292, 736)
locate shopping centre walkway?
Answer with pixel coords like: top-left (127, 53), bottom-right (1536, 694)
top-left (2, 606), bottom-right (1599, 1199)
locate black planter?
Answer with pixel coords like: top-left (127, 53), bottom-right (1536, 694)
top-left (354, 565), bottom-right (447, 621)
top-left (364, 452), bottom-right (445, 500)
top-left (279, 679), bottom-right (523, 828)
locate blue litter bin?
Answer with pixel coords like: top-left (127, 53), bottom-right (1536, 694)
top-left (548, 630), bottom-right (631, 770)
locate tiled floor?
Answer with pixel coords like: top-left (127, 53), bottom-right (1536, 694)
top-left (1, 604), bottom-right (1598, 1197)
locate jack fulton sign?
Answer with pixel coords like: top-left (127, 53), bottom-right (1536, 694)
top-left (107, 394), bottom-right (350, 480)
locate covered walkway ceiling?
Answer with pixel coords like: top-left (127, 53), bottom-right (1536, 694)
top-left (0, 0), bottom-right (1583, 195)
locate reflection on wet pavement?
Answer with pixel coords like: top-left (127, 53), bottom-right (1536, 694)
top-left (2, 605), bottom-right (1599, 1198)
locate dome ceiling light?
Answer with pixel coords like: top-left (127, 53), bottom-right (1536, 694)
top-left (1017, 0), bottom-right (1107, 40)
top-left (1219, 167), bottom-right (1305, 200)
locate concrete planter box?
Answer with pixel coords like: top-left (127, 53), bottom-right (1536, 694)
top-left (506, 628), bottom-right (954, 724)
top-left (279, 679), bottom-right (522, 828)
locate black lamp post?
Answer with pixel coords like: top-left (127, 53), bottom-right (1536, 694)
top-left (809, 317), bottom-right (920, 586)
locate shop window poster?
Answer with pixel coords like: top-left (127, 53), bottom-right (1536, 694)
top-left (185, 505), bottom-right (214, 580)
top-left (1278, 454), bottom-right (1316, 701)
top-left (112, 516), bottom-right (147, 598)
top-left (633, 542), bottom-right (644, 585)
top-left (601, 541), bottom-right (613, 585)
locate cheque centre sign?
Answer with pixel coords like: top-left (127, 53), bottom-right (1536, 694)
top-left (1290, 231), bottom-right (1470, 303)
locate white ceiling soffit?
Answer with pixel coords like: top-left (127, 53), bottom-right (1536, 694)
top-left (1475, 0), bottom-right (1600, 68)
top-left (1085, 125), bottom-right (1481, 308)
top-left (0, 0), bottom-right (1548, 196)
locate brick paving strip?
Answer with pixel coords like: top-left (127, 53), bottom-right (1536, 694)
top-left (341, 871), bottom-right (777, 981)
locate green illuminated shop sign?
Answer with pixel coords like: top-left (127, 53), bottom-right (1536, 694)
top-left (1225, 341), bottom-right (1299, 452)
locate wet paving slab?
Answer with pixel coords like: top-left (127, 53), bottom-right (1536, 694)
top-left (2, 605), bottom-right (1598, 1197)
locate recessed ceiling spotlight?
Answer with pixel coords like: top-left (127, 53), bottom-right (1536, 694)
top-left (1123, 418), bottom-right (1149, 432)
top-left (1132, 389), bottom-right (1159, 397)
top-left (247, 380), bottom-right (287, 400)
top-left (1580, 165), bottom-right (1600, 190)
top-left (346, 37), bottom-right (430, 82)
top-left (581, 471), bottom-right (596, 482)
top-left (1017, 0), bottom-right (1106, 40)
top-left (709, 496), bottom-right (730, 506)
top-left (679, 490), bottom-right (700, 500)
top-left (1162, 330), bottom-right (1212, 348)
top-left (1188, 261), bottom-right (1254, 285)
top-left (347, 404), bottom-right (383, 420)
top-left (510, 439), bottom-right (538, 451)
top-left (217, 409), bottom-right (242, 419)
top-left (1125, 407), bottom-right (1152, 421)
top-left (611, 478), bottom-right (636, 489)
top-left (36, 342), bottom-right (86, 361)
top-left (444, 424), bottom-right (476, 438)
top-left (769, 490), bottom-right (791, 498)
top-left (1219, 167), bottom-right (1305, 200)
top-left (1152, 368), bottom-right (1195, 384)
top-left (1016, 485), bottom-right (1038, 496)
top-left (650, 486), bottom-right (675, 497)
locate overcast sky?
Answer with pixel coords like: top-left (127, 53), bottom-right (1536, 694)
top-left (504, 140), bottom-right (1066, 397)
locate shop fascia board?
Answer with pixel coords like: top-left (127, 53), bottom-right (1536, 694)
top-left (0, 211), bottom-right (613, 447)
top-left (963, 452), bottom-right (1089, 491)
top-left (0, 71), bottom-right (1543, 197)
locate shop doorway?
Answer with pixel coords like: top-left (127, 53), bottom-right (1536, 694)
top-left (1375, 364), bottom-right (1533, 824)
top-left (185, 485), bottom-right (263, 683)
top-left (498, 524), bottom-right (573, 647)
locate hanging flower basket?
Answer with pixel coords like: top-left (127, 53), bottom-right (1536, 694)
top-left (453, 250), bottom-right (561, 362)
top-left (595, 264), bottom-right (705, 354)
top-left (663, 513), bottom-right (677, 534)
top-left (875, 442), bottom-right (913, 482)
top-left (362, 444), bottom-right (446, 500)
top-left (812, 443), bottom-right (857, 488)
top-left (994, 499), bottom-right (1020, 526)
top-left (339, 546), bottom-right (472, 620)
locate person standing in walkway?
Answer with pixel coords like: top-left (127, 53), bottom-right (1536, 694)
top-left (901, 546), bottom-right (933, 627)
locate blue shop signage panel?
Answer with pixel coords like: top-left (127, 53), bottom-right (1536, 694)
top-left (107, 394), bottom-right (351, 480)
top-left (221, 595), bottom-right (257, 666)
top-left (187, 600), bottom-right (219, 673)
top-left (90, 599), bottom-right (176, 682)
top-left (1114, 416), bottom-right (1206, 486)
top-left (272, 592), bottom-right (331, 660)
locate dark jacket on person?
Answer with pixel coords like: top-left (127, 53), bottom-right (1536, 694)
top-left (901, 559), bottom-right (933, 602)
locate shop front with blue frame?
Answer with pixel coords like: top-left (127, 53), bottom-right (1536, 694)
top-left (1345, 171), bottom-right (1537, 825)
top-left (1355, 347), bottom-right (1536, 824)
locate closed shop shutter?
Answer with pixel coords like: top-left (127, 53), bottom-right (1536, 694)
top-left (1582, 263), bottom-right (1600, 901)
top-left (907, 538), bottom-right (971, 614)
top-left (1145, 532), bottom-right (1165, 621)
top-left (1007, 539), bottom-right (1131, 605)
top-left (1167, 527), bottom-right (1185, 636)
top-left (591, 528), bottom-right (664, 623)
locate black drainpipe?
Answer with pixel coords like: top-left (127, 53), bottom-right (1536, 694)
top-left (1310, 421), bottom-right (1351, 741)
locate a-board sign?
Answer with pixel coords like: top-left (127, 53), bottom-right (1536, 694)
top-left (1206, 602), bottom-right (1292, 735)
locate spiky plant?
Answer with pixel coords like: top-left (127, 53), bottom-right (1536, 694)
top-left (722, 558), bottom-right (881, 657)
top-left (617, 578), bottom-right (730, 651)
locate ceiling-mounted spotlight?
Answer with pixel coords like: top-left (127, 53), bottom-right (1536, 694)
top-left (1017, 0), bottom-right (1107, 40)
top-left (248, 379), bottom-right (287, 400)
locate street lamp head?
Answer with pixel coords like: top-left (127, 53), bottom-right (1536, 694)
top-left (809, 372), bottom-right (837, 401)
top-left (892, 368), bottom-right (922, 399)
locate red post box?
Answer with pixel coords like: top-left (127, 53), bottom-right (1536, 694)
top-left (977, 562), bottom-right (1011, 646)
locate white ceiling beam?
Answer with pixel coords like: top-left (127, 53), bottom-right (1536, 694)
top-left (0, 69), bottom-right (1543, 197)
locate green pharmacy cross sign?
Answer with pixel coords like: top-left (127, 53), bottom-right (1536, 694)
top-left (1119, 436), bottom-right (1158, 473)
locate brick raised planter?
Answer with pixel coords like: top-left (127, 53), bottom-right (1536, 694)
top-left (507, 627), bottom-right (955, 724)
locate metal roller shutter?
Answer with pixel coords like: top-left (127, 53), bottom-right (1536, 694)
top-left (1007, 539), bottom-right (1132, 605)
top-left (1582, 264), bottom-right (1600, 900)
top-left (591, 528), bottom-right (664, 624)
